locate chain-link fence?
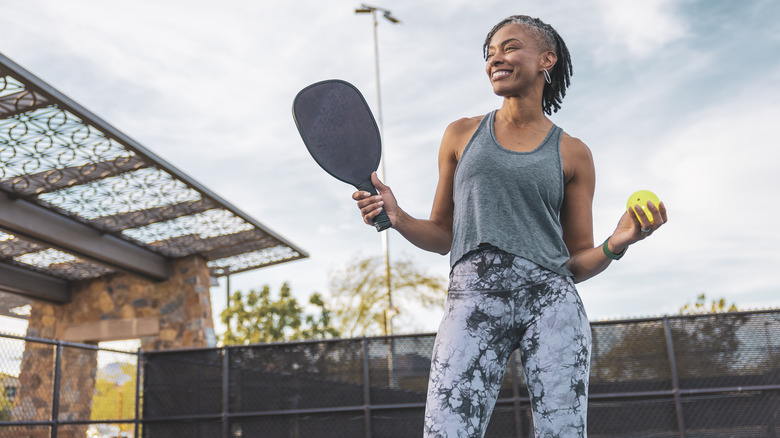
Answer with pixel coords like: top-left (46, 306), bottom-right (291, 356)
top-left (2, 310), bottom-right (779, 437)
top-left (143, 310), bottom-right (780, 438)
top-left (0, 333), bottom-right (140, 438)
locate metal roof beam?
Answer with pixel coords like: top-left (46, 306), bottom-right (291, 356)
top-left (148, 229), bottom-right (272, 258)
top-left (88, 198), bottom-right (217, 232)
top-left (0, 155), bottom-right (149, 197)
top-left (0, 191), bottom-right (169, 280)
top-left (0, 89), bottom-right (52, 118)
top-left (202, 234), bottom-right (277, 260)
top-left (0, 261), bottom-right (70, 303)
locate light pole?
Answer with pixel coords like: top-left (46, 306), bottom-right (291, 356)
top-left (355, 4), bottom-right (401, 336)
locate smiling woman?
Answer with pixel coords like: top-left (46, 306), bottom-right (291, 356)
top-left (351, 13), bottom-right (668, 438)
top-left (483, 15), bottom-right (573, 116)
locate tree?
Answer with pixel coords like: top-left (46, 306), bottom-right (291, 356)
top-left (679, 293), bottom-right (738, 314)
top-left (591, 321), bottom-right (670, 383)
top-left (594, 294), bottom-right (745, 385)
top-left (328, 254), bottom-right (447, 337)
top-left (91, 362), bottom-right (136, 433)
top-left (220, 283), bottom-right (340, 345)
top-left (0, 379), bottom-right (12, 421)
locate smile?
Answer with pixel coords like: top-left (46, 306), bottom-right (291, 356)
top-left (492, 70), bottom-right (511, 80)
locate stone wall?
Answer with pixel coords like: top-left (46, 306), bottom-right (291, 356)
top-left (9, 255), bottom-right (216, 437)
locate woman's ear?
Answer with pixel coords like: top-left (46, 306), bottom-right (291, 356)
top-left (541, 50), bottom-right (558, 71)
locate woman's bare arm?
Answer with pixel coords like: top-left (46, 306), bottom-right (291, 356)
top-left (353, 118), bottom-right (480, 255)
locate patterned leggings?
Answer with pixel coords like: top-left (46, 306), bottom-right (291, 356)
top-left (424, 246), bottom-right (591, 438)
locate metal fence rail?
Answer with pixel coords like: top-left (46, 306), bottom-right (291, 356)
top-left (142, 310), bottom-right (780, 438)
top-left (0, 334), bottom-right (141, 438)
top-left (1, 309), bottom-right (779, 437)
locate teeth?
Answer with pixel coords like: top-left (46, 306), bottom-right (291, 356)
top-left (492, 71), bottom-right (510, 80)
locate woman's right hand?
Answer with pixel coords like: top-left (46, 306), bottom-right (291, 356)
top-left (609, 200), bottom-right (668, 253)
top-left (352, 172), bottom-right (398, 227)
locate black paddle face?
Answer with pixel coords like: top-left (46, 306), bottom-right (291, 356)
top-left (293, 80), bottom-right (381, 188)
top-left (293, 79), bottom-right (391, 231)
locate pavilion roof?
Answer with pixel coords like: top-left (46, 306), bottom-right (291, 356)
top-left (0, 52), bottom-right (307, 307)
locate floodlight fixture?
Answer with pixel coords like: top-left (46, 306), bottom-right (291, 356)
top-left (355, 4), bottom-right (402, 24)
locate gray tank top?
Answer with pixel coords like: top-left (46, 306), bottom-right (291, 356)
top-left (450, 110), bottom-right (572, 276)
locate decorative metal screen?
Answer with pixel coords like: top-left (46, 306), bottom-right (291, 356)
top-left (0, 53), bottom-right (306, 287)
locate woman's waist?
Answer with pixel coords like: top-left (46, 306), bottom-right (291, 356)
top-left (449, 244), bottom-right (566, 292)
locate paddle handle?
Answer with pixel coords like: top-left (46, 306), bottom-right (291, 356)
top-left (357, 182), bottom-right (392, 232)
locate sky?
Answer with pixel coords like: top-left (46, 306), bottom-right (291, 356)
top-left (1, 0), bottom-right (779, 336)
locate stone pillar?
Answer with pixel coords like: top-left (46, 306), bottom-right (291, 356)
top-left (141, 256), bottom-right (216, 350)
top-left (10, 255), bottom-right (215, 437)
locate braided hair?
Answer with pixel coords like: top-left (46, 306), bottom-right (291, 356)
top-left (483, 15), bottom-right (573, 115)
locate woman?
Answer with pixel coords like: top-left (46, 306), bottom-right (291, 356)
top-left (353, 15), bottom-right (667, 438)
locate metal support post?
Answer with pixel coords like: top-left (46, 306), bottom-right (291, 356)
top-left (362, 338), bottom-right (373, 438)
top-left (222, 347), bottom-right (230, 438)
top-left (51, 342), bottom-right (63, 438)
top-left (663, 316), bottom-right (687, 438)
top-left (135, 347), bottom-right (143, 438)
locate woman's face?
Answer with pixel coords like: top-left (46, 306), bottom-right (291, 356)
top-left (485, 24), bottom-right (548, 97)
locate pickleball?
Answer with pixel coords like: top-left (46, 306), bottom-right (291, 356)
top-left (627, 190), bottom-right (660, 224)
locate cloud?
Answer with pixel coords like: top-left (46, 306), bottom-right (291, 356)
top-left (595, 0), bottom-right (688, 58)
top-left (2, 0), bottom-right (779, 335)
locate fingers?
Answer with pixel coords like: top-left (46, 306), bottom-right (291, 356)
top-left (632, 204), bottom-right (652, 230)
top-left (364, 206), bottom-right (385, 224)
top-left (352, 190), bottom-right (370, 201)
top-left (362, 197), bottom-right (384, 221)
top-left (353, 191), bottom-right (383, 212)
top-left (612, 198), bottom-right (669, 253)
top-left (644, 200), bottom-right (667, 228)
top-left (631, 200), bottom-right (667, 237)
top-left (629, 204), bottom-right (648, 230)
top-left (354, 173), bottom-right (396, 226)
top-left (370, 172), bottom-right (385, 190)
top-left (658, 201), bottom-right (669, 223)
top-left (352, 190), bottom-right (384, 225)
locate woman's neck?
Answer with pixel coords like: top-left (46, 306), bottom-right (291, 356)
top-left (497, 97), bottom-right (548, 128)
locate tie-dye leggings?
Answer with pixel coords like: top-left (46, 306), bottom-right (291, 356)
top-left (424, 246), bottom-right (591, 438)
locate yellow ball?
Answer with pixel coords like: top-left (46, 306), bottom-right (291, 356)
top-left (627, 190), bottom-right (660, 224)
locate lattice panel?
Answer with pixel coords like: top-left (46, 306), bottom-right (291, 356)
top-left (38, 167), bottom-right (202, 220)
top-left (208, 245), bottom-right (302, 275)
top-left (0, 230), bottom-right (115, 280)
top-left (0, 73), bottom-right (25, 98)
top-left (0, 60), bottom-right (306, 282)
top-left (0, 73), bottom-right (53, 118)
top-left (0, 106), bottom-right (132, 181)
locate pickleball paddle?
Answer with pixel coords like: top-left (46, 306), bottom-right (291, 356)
top-left (293, 79), bottom-right (392, 231)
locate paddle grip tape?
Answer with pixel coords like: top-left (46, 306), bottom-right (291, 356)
top-left (356, 182), bottom-right (392, 232)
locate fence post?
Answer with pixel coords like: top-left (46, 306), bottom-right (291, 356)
top-left (135, 347), bottom-right (143, 438)
top-left (663, 316), bottom-right (687, 438)
top-left (222, 347), bottom-right (230, 438)
top-left (50, 342), bottom-right (62, 438)
top-left (362, 338), bottom-right (372, 438)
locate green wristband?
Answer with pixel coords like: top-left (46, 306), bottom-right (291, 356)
top-left (602, 238), bottom-right (626, 260)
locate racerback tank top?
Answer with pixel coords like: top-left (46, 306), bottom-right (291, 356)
top-left (450, 110), bottom-right (572, 276)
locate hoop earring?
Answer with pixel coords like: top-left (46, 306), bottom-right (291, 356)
top-left (543, 68), bottom-right (552, 84)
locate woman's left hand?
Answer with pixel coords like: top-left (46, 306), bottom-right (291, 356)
top-left (608, 201), bottom-right (668, 253)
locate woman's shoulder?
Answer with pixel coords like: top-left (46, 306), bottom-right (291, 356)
top-left (445, 115), bottom-right (485, 139)
top-left (440, 115), bottom-right (486, 160)
top-left (559, 129), bottom-right (592, 158)
top-left (558, 129), bottom-right (594, 180)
